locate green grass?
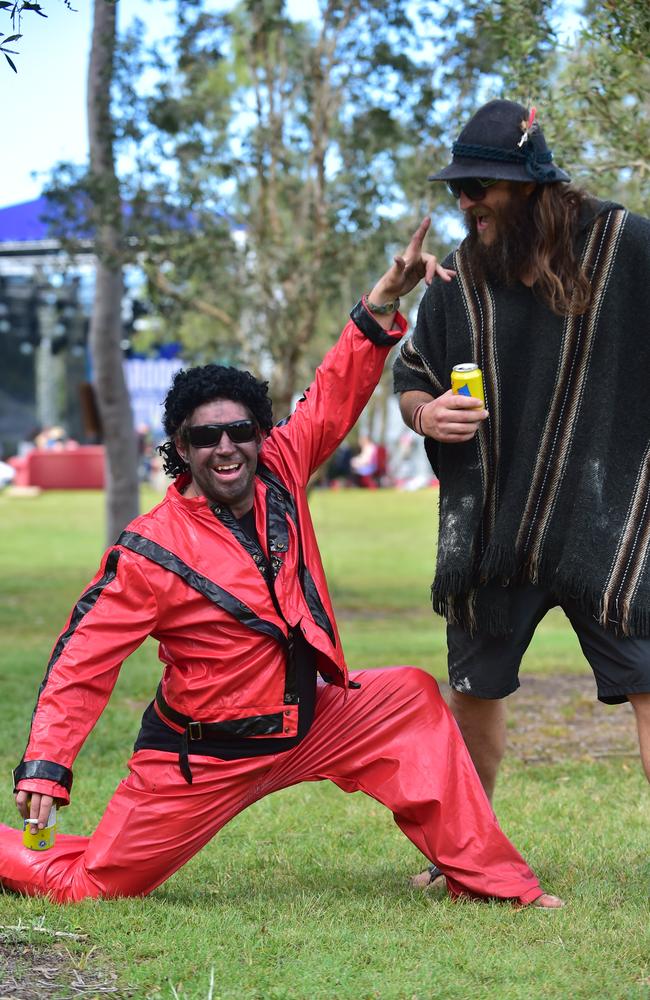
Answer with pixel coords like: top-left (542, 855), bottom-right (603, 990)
top-left (0, 487), bottom-right (648, 1000)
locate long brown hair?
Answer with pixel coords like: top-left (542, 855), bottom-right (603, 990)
top-left (528, 184), bottom-right (592, 316)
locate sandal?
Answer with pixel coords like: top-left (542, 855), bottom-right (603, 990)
top-left (410, 863), bottom-right (446, 889)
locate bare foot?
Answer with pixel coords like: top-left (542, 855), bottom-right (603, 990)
top-left (530, 892), bottom-right (565, 908)
top-left (410, 867), bottom-right (564, 908)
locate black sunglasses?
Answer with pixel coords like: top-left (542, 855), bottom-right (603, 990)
top-left (186, 419), bottom-right (258, 448)
top-left (446, 177), bottom-right (500, 201)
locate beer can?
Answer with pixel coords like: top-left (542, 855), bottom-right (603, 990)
top-left (451, 363), bottom-right (485, 405)
top-left (22, 804), bottom-right (57, 851)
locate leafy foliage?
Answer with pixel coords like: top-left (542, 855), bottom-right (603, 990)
top-left (40, 0), bottom-right (650, 413)
top-left (112, 1), bottom-right (451, 411)
top-left (0, 29), bottom-right (21, 72)
top-left (548, 0), bottom-right (650, 211)
top-left (456, 0), bottom-right (650, 213)
top-left (0, 0), bottom-right (75, 70)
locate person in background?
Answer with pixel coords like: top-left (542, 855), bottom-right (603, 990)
top-left (350, 433), bottom-right (380, 488)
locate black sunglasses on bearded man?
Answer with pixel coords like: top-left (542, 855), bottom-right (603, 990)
top-left (446, 177), bottom-right (501, 201)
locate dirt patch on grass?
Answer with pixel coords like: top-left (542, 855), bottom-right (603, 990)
top-left (440, 673), bottom-right (639, 764)
top-left (0, 939), bottom-right (128, 999)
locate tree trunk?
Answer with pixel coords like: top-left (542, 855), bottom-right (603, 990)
top-left (87, 0), bottom-right (139, 544)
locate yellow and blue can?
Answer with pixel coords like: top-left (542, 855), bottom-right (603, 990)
top-left (451, 363), bottom-right (485, 405)
top-left (22, 804), bottom-right (57, 851)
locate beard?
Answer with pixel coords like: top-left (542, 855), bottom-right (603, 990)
top-left (463, 188), bottom-right (535, 287)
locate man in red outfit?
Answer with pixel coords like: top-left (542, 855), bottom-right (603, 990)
top-left (3, 221), bottom-right (560, 907)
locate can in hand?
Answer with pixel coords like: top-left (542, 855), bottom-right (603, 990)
top-left (451, 363), bottom-right (485, 405)
top-left (22, 803), bottom-right (57, 851)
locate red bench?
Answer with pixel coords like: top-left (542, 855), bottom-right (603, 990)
top-left (8, 446), bottom-right (106, 489)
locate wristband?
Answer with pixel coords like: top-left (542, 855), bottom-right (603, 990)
top-left (412, 402), bottom-right (427, 436)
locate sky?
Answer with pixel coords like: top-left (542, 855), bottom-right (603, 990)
top-left (2, 0), bottom-right (582, 211)
top-left (1, 0), bottom-right (318, 209)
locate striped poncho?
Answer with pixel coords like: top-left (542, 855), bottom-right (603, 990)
top-left (393, 199), bottom-right (650, 637)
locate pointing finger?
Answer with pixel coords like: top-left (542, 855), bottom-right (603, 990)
top-left (404, 216), bottom-right (431, 256)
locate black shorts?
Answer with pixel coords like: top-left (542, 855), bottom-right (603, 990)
top-left (447, 582), bottom-right (650, 704)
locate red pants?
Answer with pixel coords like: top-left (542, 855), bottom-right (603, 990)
top-left (0, 668), bottom-right (542, 904)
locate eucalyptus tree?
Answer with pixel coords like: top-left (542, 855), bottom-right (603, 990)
top-left (123, 0), bottom-right (447, 415)
top-left (87, 0), bottom-right (139, 543)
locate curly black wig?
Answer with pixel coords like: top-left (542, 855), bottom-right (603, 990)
top-left (158, 364), bottom-right (274, 478)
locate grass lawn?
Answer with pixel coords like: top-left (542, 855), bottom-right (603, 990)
top-left (0, 487), bottom-right (648, 1000)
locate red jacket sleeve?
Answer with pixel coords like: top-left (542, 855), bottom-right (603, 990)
top-left (14, 545), bottom-right (159, 804)
top-left (260, 300), bottom-right (407, 486)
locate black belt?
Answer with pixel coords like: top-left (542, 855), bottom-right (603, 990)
top-left (155, 683), bottom-right (285, 783)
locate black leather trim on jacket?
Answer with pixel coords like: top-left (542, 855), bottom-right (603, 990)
top-left (301, 565), bottom-right (336, 644)
top-left (13, 759), bottom-right (73, 792)
top-left (257, 463), bottom-right (297, 520)
top-left (350, 299), bottom-right (402, 347)
top-left (46, 549), bottom-right (122, 680)
top-left (209, 501), bottom-right (299, 709)
top-left (257, 464), bottom-right (337, 647)
top-left (265, 487), bottom-right (290, 561)
top-left (211, 504), bottom-right (271, 583)
top-left (156, 684), bottom-right (284, 739)
top-left (155, 683), bottom-right (285, 783)
top-left (117, 530), bottom-right (287, 648)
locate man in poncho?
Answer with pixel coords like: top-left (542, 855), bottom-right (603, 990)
top-left (394, 102), bottom-right (650, 852)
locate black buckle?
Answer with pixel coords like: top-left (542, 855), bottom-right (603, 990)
top-left (188, 721), bottom-right (203, 741)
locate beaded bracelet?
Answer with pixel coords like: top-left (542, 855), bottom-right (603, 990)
top-left (364, 293), bottom-right (401, 315)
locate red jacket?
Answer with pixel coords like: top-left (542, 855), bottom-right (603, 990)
top-left (14, 304), bottom-right (406, 804)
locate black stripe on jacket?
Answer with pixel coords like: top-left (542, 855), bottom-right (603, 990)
top-left (13, 548), bottom-right (122, 792)
top-left (117, 530), bottom-right (288, 647)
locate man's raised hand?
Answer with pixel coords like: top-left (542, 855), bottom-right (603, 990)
top-left (367, 217), bottom-right (456, 307)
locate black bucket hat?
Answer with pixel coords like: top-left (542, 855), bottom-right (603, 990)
top-left (429, 99), bottom-right (570, 185)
